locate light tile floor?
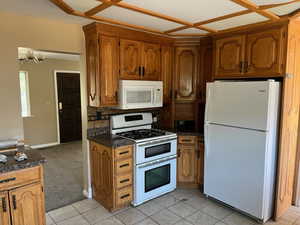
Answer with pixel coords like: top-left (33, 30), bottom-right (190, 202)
top-left (46, 189), bottom-right (300, 225)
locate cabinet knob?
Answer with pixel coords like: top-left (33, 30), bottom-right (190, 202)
top-left (12, 195), bottom-right (17, 210)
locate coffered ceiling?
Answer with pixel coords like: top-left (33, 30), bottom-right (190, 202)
top-left (49, 0), bottom-right (300, 37)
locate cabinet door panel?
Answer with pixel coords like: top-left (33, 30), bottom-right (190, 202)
top-left (99, 35), bottom-right (119, 106)
top-left (120, 39), bottom-right (142, 80)
top-left (175, 47), bottom-right (198, 101)
top-left (142, 43), bottom-right (161, 81)
top-left (161, 46), bottom-right (173, 104)
top-left (10, 183), bottom-right (45, 225)
top-left (177, 145), bottom-right (196, 183)
top-left (246, 28), bottom-right (285, 76)
top-left (214, 35), bottom-right (245, 78)
top-left (0, 191), bottom-right (10, 225)
top-left (86, 35), bottom-right (100, 107)
top-left (90, 143), bottom-right (113, 210)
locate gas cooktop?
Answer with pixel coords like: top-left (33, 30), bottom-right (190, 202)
top-left (116, 129), bottom-right (167, 140)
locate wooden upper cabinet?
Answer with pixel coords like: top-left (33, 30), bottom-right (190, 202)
top-left (175, 46), bottom-right (198, 102)
top-left (0, 191), bottom-right (10, 225)
top-left (10, 182), bottom-right (45, 225)
top-left (142, 43), bottom-right (161, 81)
top-left (86, 35), bottom-right (100, 107)
top-left (214, 35), bottom-right (245, 78)
top-left (245, 28), bottom-right (285, 77)
top-left (213, 26), bottom-right (287, 79)
top-left (120, 39), bottom-right (142, 80)
top-left (161, 46), bottom-right (173, 104)
top-left (99, 35), bottom-right (119, 106)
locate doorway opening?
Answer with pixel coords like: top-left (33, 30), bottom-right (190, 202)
top-left (18, 47), bottom-right (84, 211)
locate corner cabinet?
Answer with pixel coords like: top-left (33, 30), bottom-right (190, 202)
top-left (90, 142), bottom-right (133, 212)
top-left (213, 26), bottom-right (286, 79)
top-left (0, 166), bottom-right (45, 225)
top-left (177, 135), bottom-right (204, 187)
top-left (85, 34), bottom-right (119, 107)
top-left (174, 46), bottom-right (199, 102)
top-left (120, 39), bottom-right (161, 81)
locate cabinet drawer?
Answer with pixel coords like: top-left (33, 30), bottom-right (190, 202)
top-left (115, 146), bottom-right (133, 161)
top-left (115, 159), bottom-right (132, 174)
top-left (0, 166), bottom-right (41, 191)
top-left (178, 136), bottom-right (196, 144)
top-left (115, 186), bottom-right (132, 207)
top-left (116, 174), bottom-right (132, 189)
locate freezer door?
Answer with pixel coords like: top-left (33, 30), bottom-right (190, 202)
top-left (205, 81), bottom-right (276, 131)
top-left (204, 124), bottom-right (271, 220)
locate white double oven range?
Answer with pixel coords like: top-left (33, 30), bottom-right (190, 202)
top-left (111, 113), bottom-right (177, 206)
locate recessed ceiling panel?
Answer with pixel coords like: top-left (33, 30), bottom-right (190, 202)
top-left (97, 6), bottom-right (182, 31)
top-left (64, 0), bottom-right (100, 12)
top-left (123, 0), bottom-right (246, 23)
top-left (205, 13), bottom-right (268, 31)
top-left (172, 28), bottom-right (208, 35)
top-left (269, 2), bottom-right (300, 16)
top-left (250, 0), bottom-right (290, 6)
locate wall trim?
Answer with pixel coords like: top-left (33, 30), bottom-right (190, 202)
top-left (53, 70), bottom-right (80, 145)
top-left (31, 142), bottom-right (59, 149)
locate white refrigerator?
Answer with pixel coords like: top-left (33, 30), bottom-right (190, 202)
top-left (204, 80), bottom-right (280, 222)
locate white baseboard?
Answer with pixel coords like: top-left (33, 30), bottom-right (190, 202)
top-left (83, 187), bottom-right (92, 199)
top-left (31, 142), bottom-right (59, 149)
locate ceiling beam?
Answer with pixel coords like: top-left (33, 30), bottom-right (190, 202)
top-left (72, 11), bottom-right (167, 36)
top-left (85, 0), bottom-right (122, 16)
top-left (230, 0), bottom-right (280, 21)
top-left (165, 0), bottom-right (300, 34)
top-left (260, 0), bottom-right (300, 10)
top-left (49, 0), bottom-right (74, 14)
top-left (97, 0), bottom-right (217, 33)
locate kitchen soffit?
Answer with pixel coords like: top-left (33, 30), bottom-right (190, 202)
top-left (49, 0), bottom-right (300, 37)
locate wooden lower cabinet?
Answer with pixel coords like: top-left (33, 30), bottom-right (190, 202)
top-left (177, 135), bottom-right (204, 187)
top-left (90, 142), bottom-right (133, 211)
top-left (0, 166), bottom-right (45, 225)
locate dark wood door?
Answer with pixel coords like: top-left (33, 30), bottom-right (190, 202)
top-left (10, 183), bottom-right (45, 225)
top-left (245, 28), bottom-right (285, 77)
top-left (120, 39), bottom-right (142, 80)
top-left (57, 72), bottom-right (82, 143)
top-left (175, 46), bottom-right (198, 102)
top-left (214, 35), bottom-right (245, 78)
top-left (99, 35), bottom-right (119, 106)
top-left (142, 43), bottom-right (161, 81)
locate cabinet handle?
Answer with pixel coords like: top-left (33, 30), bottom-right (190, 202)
top-left (120, 178), bottom-right (130, 184)
top-left (142, 67), bottom-right (145, 77)
top-left (120, 163), bottom-right (129, 168)
top-left (239, 61), bottom-right (244, 73)
top-left (119, 151), bottom-right (129, 155)
top-left (178, 149), bottom-right (181, 157)
top-left (170, 90), bottom-right (173, 99)
top-left (181, 139), bottom-right (192, 142)
top-left (175, 90), bottom-right (178, 99)
top-left (0, 177), bottom-right (16, 184)
top-left (138, 66), bottom-right (141, 76)
top-left (90, 93), bottom-right (96, 101)
top-left (120, 194), bottom-right (130, 199)
top-left (244, 61), bottom-right (249, 73)
top-left (2, 197), bottom-right (6, 212)
top-left (12, 195), bottom-right (17, 210)
top-left (115, 91), bottom-right (118, 100)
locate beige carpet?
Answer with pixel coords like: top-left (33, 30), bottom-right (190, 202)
top-left (38, 141), bottom-right (85, 211)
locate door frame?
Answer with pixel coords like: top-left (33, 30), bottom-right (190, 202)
top-left (53, 70), bottom-right (80, 144)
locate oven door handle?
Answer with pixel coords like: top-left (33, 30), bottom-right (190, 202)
top-left (137, 155), bottom-right (177, 168)
top-left (137, 138), bottom-right (177, 147)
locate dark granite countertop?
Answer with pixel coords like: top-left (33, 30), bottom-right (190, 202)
top-left (0, 146), bottom-right (46, 173)
top-left (88, 134), bottom-right (135, 148)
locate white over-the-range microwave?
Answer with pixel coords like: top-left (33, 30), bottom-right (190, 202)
top-left (118, 80), bottom-right (163, 109)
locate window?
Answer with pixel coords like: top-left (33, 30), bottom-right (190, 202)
top-left (19, 71), bottom-right (31, 117)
